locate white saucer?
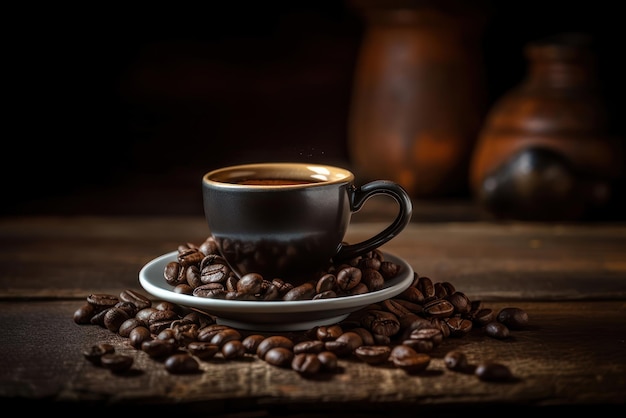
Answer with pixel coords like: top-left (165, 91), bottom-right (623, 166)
top-left (139, 250), bottom-right (414, 332)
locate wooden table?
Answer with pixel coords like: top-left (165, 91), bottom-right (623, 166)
top-left (1, 214), bottom-right (625, 415)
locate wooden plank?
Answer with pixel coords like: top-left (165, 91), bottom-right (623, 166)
top-left (1, 217), bottom-right (625, 300)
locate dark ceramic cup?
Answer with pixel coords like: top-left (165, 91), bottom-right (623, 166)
top-left (202, 162), bottom-right (412, 283)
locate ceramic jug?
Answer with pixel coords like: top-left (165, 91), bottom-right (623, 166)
top-left (470, 33), bottom-right (623, 220)
top-left (347, 2), bottom-right (487, 198)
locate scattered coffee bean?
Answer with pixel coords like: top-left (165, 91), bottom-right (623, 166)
top-left (73, 238), bottom-right (531, 380)
top-left (475, 362), bottom-right (514, 382)
top-left (443, 350), bottom-right (469, 371)
top-left (497, 307), bottom-right (529, 330)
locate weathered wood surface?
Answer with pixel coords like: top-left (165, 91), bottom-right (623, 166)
top-left (1, 216), bottom-right (625, 414)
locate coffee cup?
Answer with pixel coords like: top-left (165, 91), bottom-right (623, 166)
top-left (202, 162), bottom-right (412, 283)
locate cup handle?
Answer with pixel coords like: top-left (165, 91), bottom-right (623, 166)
top-left (333, 180), bottom-right (412, 262)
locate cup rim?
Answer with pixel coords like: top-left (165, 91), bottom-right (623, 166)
top-left (203, 162), bottom-right (354, 188)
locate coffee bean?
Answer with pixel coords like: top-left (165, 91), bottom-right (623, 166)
top-left (186, 341), bottom-right (219, 360)
top-left (221, 340), bottom-right (246, 359)
top-left (129, 326), bottom-right (152, 349)
top-left (264, 347), bottom-right (294, 368)
top-left (354, 345), bottom-right (391, 364)
top-left (165, 353), bottom-right (200, 374)
top-left (475, 362), bottom-right (513, 381)
top-left (257, 336), bottom-right (294, 360)
top-left (497, 307), bottom-right (529, 330)
top-left (119, 289), bottom-right (152, 310)
top-left (291, 353), bottom-right (321, 374)
top-left (443, 350), bottom-right (469, 371)
top-left (316, 351), bottom-right (338, 371)
top-left (484, 321), bottom-right (510, 339)
top-left (241, 335), bottom-right (266, 354)
top-left (389, 345), bottom-right (431, 373)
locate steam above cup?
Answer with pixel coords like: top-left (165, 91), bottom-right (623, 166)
top-left (202, 163), bottom-right (412, 284)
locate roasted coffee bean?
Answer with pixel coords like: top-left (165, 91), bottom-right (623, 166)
top-left (153, 301), bottom-right (180, 312)
top-left (149, 309), bottom-right (178, 324)
top-left (165, 353), bottom-right (200, 374)
top-left (237, 273), bottom-right (263, 295)
top-left (103, 307), bottom-right (130, 333)
top-left (316, 325), bottom-right (343, 341)
top-left (87, 293), bottom-right (119, 311)
top-left (293, 340), bottom-right (325, 354)
top-left (497, 307), bottom-right (529, 330)
top-left (445, 317), bottom-right (473, 337)
top-left (241, 334), bottom-right (265, 354)
top-left (444, 350), bottom-right (469, 371)
top-left (349, 327), bottom-right (375, 346)
top-left (334, 331), bottom-right (363, 353)
top-left (389, 298), bottom-right (423, 315)
top-left (257, 336), bottom-right (294, 360)
top-left (396, 286), bottom-right (425, 304)
top-left (416, 276), bottom-right (435, 300)
top-left (129, 326), bottom-right (152, 349)
top-left (445, 291), bottom-right (472, 315)
top-left (178, 248), bottom-right (205, 267)
top-left (118, 317), bottom-right (145, 338)
top-left (201, 263), bottom-right (231, 284)
top-left (313, 290), bottom-right (337, 299)
top-left (379, 260), bottom-right (400, 279)
top-left (100, 353), bottom-right (134, 373)
top-left (382, 299), bottom-right (413, 318)
top-left (221, 340), bottom-right (246, 359)
top-left (119, 289), bottom-right (152, 310)
top-left (358, 257), bottom-right (381, 271)
top-left (149, 320), bottom-right (176, 335)
top-left (164, 261), bottom-right (184, 286)
top-left (197, 324), bottom-right (232, 342)
top-left (361, 269), bottom-right (385, 292)
top-left (315, 273), bottom-right (337, 293)
top-left (141, 339), bottom-right (178, 358)
top-left (186, 341), bottom-right (220, 360)
top-left (282, 282), bottom-right (316, 301)
top-left (73, 303), bottom-right (96, 324)
top-left (199, 237), bottom-right (219, 256)
top-left (135, 307), bottom-right (158, 323)
top-left (210, 328), bottom-right (242, 347)
top-left (199, 253), bottom-right (229, 270)
top-left (389, 345), bottom-right (431, 373)
top-left (336, 267), bottom-right (362, 290)
top-left (264, 347), bottom-right (294, 368)
top-left (423, 299), bottom-right (455, 318)
top-left (193, 283), bottom-right (227, 299)
top-left (185, 265), bottom-right (202, 288)
top-left (428, 317), bottom-right (451, 338)
top-left (291, 353), bottom-right (321, 374)
top-left (408, 328), bottom-right (443, 346)
top-left (83, 343), bottom-right (115, 365)
top-left (360, 309), bottom-right (400, 337)
top-left (354, 345), bottom-right (391, 364)
top-left (484, 321), bottom-right (510, 339)
top-left (475, 362), bottom-right (513, 381)
top-left (317, 351), bottom-right (338, 371)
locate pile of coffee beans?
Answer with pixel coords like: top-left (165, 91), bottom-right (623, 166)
top-left (73, 238), bottom-right (529, 381)
top-left (165, 236), bottom-right (401, 300)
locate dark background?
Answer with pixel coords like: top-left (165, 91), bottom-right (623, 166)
top-left (4, 1), bottom-right (625, 218)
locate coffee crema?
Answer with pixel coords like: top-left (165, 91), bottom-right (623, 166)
top-left (235, 178), bottom-right (320, 186)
